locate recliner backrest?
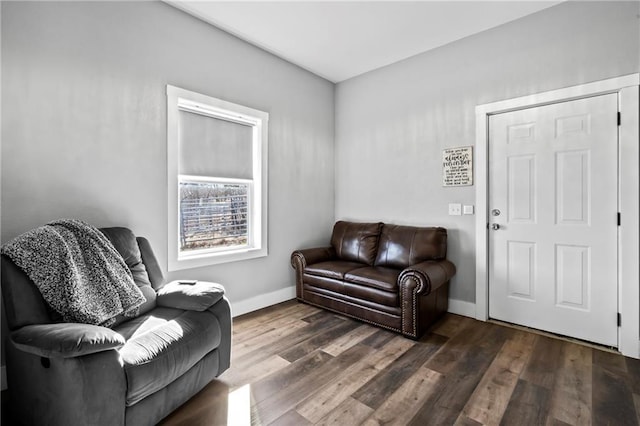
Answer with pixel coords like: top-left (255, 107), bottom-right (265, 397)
top-left (100, 227), bottom-right (157, 321)
top-left (1, 255), bottom-right (53, 331)
top-left (1, 227), bottom-right (163, 331)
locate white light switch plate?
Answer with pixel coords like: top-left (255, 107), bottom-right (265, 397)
top-left (448, 203), bottom-right (462, 216)
top-left (463, 205), bottom-right (474, 215)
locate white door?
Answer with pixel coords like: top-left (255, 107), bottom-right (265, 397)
top-left (488, 93), bottom-right (619, 347)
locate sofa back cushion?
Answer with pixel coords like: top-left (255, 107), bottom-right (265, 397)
top-left (330, 221), bottom-right (383, 266)
top-left (375, 225), bottom-right (447, 268)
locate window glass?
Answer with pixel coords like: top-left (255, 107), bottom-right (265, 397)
top-left (179, 179), bottom-right (250, 252)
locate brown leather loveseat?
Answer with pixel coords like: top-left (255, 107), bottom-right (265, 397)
top-left (291, 221), bottom-right (456, 339)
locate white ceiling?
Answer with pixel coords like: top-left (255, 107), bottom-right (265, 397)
top-left (166, 1), bottom-right (563, 83)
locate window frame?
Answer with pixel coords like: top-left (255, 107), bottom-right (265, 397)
top-left (167, 85), bottom-right (268, 271)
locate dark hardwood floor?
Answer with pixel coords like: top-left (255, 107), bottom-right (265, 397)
top-left (160, 300), bottom-right (640, 426)
top-left (2, 300), bottom-right (639, 425)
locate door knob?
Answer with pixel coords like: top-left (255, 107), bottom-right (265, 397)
top-left (491, 223), bottom-right (500, 230)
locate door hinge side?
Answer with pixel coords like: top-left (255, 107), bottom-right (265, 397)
top-left (618, 312), bottom-right (622, 327)
top-left (618, 212), bottom-right (621, 226)
top-left (618, 111), bottom-right (621, 126)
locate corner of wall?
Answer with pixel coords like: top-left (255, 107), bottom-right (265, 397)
top-left (447, 298), bottom-right (476, 318)
top-left (231, 285), bottom-right (296, 317)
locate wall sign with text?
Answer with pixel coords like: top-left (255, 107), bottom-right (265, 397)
top-left (442, 146), bottom-right (473, 187)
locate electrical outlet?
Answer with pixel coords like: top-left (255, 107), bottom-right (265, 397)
top-left (448, 203), bottom-right (462, 216)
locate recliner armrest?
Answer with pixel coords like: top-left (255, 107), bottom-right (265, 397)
top-left (399, 260), bottom-right (456, 295)
top-left (291, 247), bottom-right (336, 269)
top-left (157, 280), bottom-right (225, 311)
top-left (11, 323), bottom-right (126, 358)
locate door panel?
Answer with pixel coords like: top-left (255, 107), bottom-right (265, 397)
top-left (506, 241), bottom-right (536, 300)
top-left (556, 150), bottom-right (589, 224)
top-left (555, 244), bottom-right (589, 309)
top-left (488, 93), bottom-right (618, 347)
top-left (508, 155), bottom-right (536, 223)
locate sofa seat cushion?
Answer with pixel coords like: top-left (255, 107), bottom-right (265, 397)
top-left (114, 307), bottom-right (221, 406)
top-left (305, 261), bottom-right (364, 280)
top-left (343, 281), bottom-right (398, 308)
top-left (344, 266), bottom-right (400, 293)
top-left (303, 283), bottom-right (400, 315)
top-left (304, 274), bottom-right (399, 308)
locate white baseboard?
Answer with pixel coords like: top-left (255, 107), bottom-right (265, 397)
top-left (231, 290), bottom-right (476, 319)
top-left (231, 286), bottom-right (296, 317)
top-left (1, 365), bottom-right (6, 391)
top-left (448, 298), bottom-right (476, 318)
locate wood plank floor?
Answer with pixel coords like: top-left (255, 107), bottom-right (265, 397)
top-left (161, 300), bottom-right (640, 426)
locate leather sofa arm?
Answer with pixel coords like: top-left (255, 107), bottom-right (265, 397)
top-left (291, 247), bottom-right (335, 299)
top-left (11, 323), bottom-right (126, 358)
top-left (399, 260), bottom-right (456, 295)
top-left (291, 247), bottom-right (336, 269)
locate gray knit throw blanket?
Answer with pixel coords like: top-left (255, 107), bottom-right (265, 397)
top-left (1, 219), bottom-right (145, 327)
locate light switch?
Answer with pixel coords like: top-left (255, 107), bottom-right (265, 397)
top-left (448, 203), bottom-right (462, 216)
top-left (463, 205), bottom-right (474, 215)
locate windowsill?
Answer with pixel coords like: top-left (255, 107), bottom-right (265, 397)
top-left (168, 246), bottom-right (268, 271)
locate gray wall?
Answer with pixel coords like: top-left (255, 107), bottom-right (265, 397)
top-left (2, 0), bottom-right (639, 374)
top-left (335, 1), bottom-right (640, 304)
top-left (1, 1), bottom-right (335, 308)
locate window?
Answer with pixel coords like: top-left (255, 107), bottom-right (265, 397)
top-left (167, 85), bottom-right (268, 270)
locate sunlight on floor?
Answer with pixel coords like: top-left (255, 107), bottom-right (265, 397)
top-left (227, 384), bottom-right (252, 426)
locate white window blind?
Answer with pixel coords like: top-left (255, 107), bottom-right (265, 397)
top-left (178, 110), bottom-right (253, 179)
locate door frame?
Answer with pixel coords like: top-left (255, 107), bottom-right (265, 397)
top-left (475, 74), bottom-right (640, 358)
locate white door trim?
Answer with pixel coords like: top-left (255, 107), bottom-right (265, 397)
top-left (475, 73), bottom-right (640, 358)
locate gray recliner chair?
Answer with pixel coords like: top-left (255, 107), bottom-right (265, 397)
top-left (1, 226), bottom-right (232, 425)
